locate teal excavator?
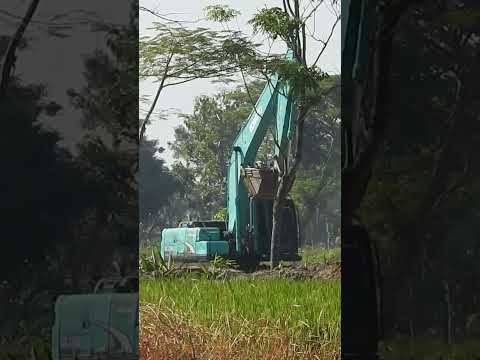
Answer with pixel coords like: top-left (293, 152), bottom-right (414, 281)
top-left (161, 52), bottom-right (300, 264)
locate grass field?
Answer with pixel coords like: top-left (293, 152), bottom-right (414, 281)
top-left (140, 276), bottom-right (340, 360)
top-left (300, 247), bottom-right (340, 266)
top-left (141, 244), bottom-right (341, 267)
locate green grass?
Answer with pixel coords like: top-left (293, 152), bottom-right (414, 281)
top-left (300, 247), bottom-right (340, 266)
top-left (140, 245), bottom-right (155, 257)
top-left (140, 277), bottom-right (340, 345)
top-left (141, 244), bottom-right (340, 267)
top-left (381, 340), bottom-right (480, 360)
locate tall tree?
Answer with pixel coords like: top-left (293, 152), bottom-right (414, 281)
top-left (357, 0), bottom-right (480, 344)
top-left (209, 0), bottom-right (340, 267)
top-left (342, 0), bottom-right (417, 220)
top-left (139, 7), bottom-right (251, 140)
top-left (170, 81), bottom-right (264, 216)
top-left (0, 26), bottom-right (92, 342)
top-left (290, 75), bottom-right (341, 247)
top-left (343, 0), bottom-right (480, 353)
top-left (67, 1), bottom-right (139, 278)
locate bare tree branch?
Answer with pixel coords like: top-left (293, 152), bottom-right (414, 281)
top-left (284, 0), bottom-right (296, 17)
top-left (140, 6), bottom-right (204, 26)
top-left (0, 0), bottom-right (40, 101)
top-left (312, 14), bottom-right (340, 68)
top-left (302, 0), bottom-right (325, 24)
top-left (140, 50), bottom-right (174, 141)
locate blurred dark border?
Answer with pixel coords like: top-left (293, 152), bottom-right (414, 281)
top-left (342, 0), bottom-right (480, 358)
top-left (0, 1), bottom-right (138, 358)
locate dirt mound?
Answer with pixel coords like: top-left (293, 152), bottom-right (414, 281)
top-left (143, 262), bottom-right (341, 281)
top-left (315, 262), bottom-right (341, 280)
top-left (215, 262), bottom-right (341, 281)
top-left (248, 262), bottom-right (341, 281)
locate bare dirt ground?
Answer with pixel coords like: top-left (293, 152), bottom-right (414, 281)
top-left (232, 262), bottom-right (341, 280)
top-left (157, 261), bottom-right (341, 281)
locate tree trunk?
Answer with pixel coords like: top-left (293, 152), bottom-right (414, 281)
top-left (408, 284), bottom-right (415, 359)
top-left (0, 0), bottom-right (40, 101)
top-left (269, 107), bottom-right (307, 269)
top-left (342, 3), bottom-right (406, 355)
top-left (270, 170), bottom-right (292, 268)
top-left (444, 280), bottom-right (453, 346)
top-left (270, 191), bottom-right (281, 268)
top-left (326, 217), bottom-right (330, 249)
top-left (139, 51), bottom-right (173, 140)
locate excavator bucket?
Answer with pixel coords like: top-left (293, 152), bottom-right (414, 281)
top-left (241, 167), bottom-right (277, 199)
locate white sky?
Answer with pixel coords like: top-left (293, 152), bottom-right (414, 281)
top-left (140, 0), bottom-right (341, 166)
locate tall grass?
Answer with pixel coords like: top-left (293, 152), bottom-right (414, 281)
top-left (300, 247), bottom-right (341, 266)
top-left (140, 278), bottom-right (340, 359)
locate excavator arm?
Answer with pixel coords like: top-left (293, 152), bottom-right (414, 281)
top-left (226, 52), bottom-right (296, 257)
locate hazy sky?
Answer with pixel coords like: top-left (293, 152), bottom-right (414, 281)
top-left (140, 0), bottom-right (341, 166)
top-left (1, 0), bottom-right (130, 152)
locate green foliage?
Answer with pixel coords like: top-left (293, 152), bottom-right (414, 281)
top-left (201, 255), bottom-right (238, 279)
top-left (205, 5), bottom-right (240, 22)
top-left (139, 141), bottom-right (182, 241)
top-left (290, 75), bottom-right (340, 241)
top-left (69, 21), bottom-right (138, 144)
top-left (202, 1), bottom-right (334, 102)
top-left (0, 79), bottom-right (83, 275)
top-left (249, 7), bottom-right (302, 41)
top-left (140, 23), bottom-right (242, 83)
top-left (170, 81), bottom-right (264, 216)
top-left (67, 14), bottom-right (139, 261)
top-left (301, 247), bottom-right (341, 266)
top-left (139, 247), bottom-right (176, 278)
top-left (268, 58), bottom-right (327, 99)
top-left (213, 207), bottom-right (227, 221)
top-left (352, 1), bottom-right (480, 340)
top-left (0, 29), bottom-right (99, 315)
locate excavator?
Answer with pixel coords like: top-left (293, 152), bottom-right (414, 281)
top-left (51, 276), bottom-right (138, 359)
top-left (161, 51), bottom-right (301, 265)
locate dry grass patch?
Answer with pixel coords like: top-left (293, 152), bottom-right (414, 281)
top-left (140, 302), bottom-right (339, 360)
